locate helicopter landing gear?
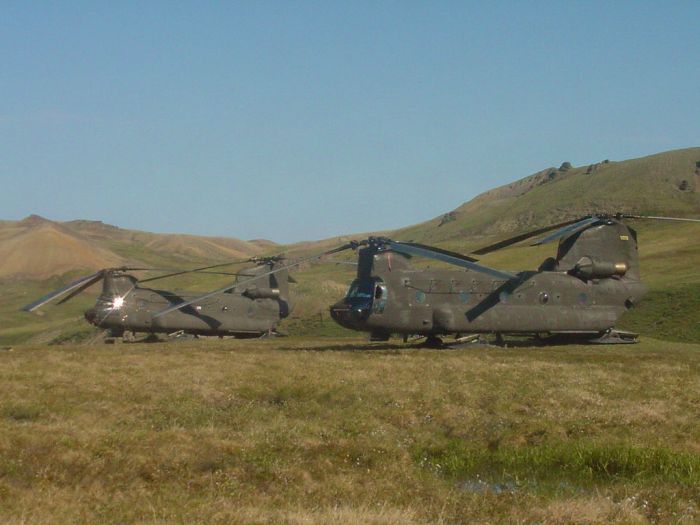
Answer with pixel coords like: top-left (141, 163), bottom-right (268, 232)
top-left (450, 334), bottom-right (493, 348)
top-left (589, 329), bottom-right (639, 344)
top-left (423, 335), bottom-right (444, 348)
top-left (103, 328), bottom-right (124, 344)
top-left (259, 329), bottom-right (283, 339)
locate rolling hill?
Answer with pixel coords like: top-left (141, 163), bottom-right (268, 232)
top-left (1, 146), bottom-right (698, 344)
top-left (397, 147), bottom-right (700, 246)
top-left (0, 215), bottom-right (277, 280)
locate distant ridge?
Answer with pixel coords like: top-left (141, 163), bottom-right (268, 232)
top-left (0, 221), bottom-right (124, 279)
top-left (0, 216), bottom-right (277, 280)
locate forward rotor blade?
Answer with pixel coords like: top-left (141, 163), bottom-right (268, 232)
top-left (621, 214), bottom-right (700, 223)
top-left (153, 243), bottom-right (359, 318)
top-left (471, 218), bottom-right (584, 255)
top-left (385, 240), bottom-right (517, 281)
top-left (531, 216), bottom-right (601, 246)
top-left (56, 271), bottom-right (108, 305)
top-left (138, 259), bottom-right (258, 284)
top-left (22, 270), bottom-right (105, 312)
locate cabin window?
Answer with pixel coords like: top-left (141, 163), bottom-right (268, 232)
top-left (539, 292), bottom-right (550, 304)
top-left (373, 284), bottom-right (388, 314)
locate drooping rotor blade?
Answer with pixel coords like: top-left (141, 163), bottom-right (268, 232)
top-left (22, 270), bottom-right (105, 312)
top-left (56, 271), bottom-right (110, 305)
top-left (138, 258), bottom-right (261, 284)
top-left (399, 242), bottom-right (479, 263)
top-left (471, 218), bottom-right (585, 255)
top-left (384, 240), bottom-right (517, 281)
top-left (153, 243), bottom-right (360, 318)
top-left (620, 214), bottom-right (700, 223)
top-left (531, 216), bottom-right (602, 246)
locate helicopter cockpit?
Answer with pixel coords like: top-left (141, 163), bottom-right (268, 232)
top-left (330, 278), bottom-right (386, 328)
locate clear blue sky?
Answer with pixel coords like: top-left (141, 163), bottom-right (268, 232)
top-left (2, 1), bottom-right (699, 243)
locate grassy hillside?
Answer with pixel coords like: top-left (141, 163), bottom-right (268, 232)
top-left (0, 338), bottom-right (697, 523)
top-left (397, 147), bottom-right (700, 245)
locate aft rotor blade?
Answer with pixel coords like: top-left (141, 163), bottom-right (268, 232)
top-left (531, 216), bottom-right (601, 246)
top-left (385, 240), bottom-right (517, 281)
top-left (621, 214), bottom-right (700, 223)
top-left (153, 243), bottom-right (359, 318)
top-left (22, 270), bottom-right (105, 312)
top-left (138, 259), bottom-right (258, 284)
top-left (471, 218), bottom-right (584, 255)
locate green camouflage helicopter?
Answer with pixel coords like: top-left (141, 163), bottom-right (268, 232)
top-left (22, 257), bottom-right (297, 340)
top-left (326, 214), bottom-right (699, 345)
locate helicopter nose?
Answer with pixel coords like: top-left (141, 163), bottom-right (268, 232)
top-left (330, 301), bottom-right (369, 329)
top-left (329, 302), bottom-right (350, 326)
top-left (84, 308), bottom-right (98, 325)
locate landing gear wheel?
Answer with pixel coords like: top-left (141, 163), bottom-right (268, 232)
top-left (423, 335), bottom-right (444, 348)
top-left (589, 329), bottom-right (639, 344)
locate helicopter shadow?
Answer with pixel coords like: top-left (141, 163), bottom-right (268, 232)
top-left (465, 271), bottom-right (537, 322)
top-left (275, 341), bottom-right (420, 353)
top-left (275, 338), bottom-right (548, 353)
top-left (152, 289), bottom-right (224, 329)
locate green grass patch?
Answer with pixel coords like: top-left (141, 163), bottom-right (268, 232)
top-left (415, 439), bottom-right (700, 489)
top-left (620, 284), bottom-right (700, 343)
top-left (2, 403), bottom-right (42, 422)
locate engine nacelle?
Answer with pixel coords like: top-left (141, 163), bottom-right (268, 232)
top-left (243, 287), bottom-right (280, 300)
top-left (573, 257), bottom-right (627, 279)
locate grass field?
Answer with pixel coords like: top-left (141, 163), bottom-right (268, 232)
top-left (1, 336), bottom-right (698, 524)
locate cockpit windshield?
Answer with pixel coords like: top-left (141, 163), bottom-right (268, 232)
top-left (346, 280), bottom-right (373, 300)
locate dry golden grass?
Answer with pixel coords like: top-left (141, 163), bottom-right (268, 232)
top-left (0, 337), bottom-right (698, 524)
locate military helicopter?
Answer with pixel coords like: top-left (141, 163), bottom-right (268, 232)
top-left (23, 243), bottom-right (356, 341)
top-left (22, 257), bottom-right (296, 340)
top-left (327, 214), bottom-right (700, 346)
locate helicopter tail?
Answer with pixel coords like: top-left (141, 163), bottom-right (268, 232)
top-left (555, 220), bottom-right (641, 280)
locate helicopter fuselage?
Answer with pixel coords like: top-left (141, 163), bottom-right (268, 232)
top-left (330, 247), bottom-right (648, 340)
top-left (85, 274), bottom-right (288, 337)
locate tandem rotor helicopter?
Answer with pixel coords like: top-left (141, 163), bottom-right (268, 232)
top-left (22, 256), bottom-right (297, 341)
top-left (24, 213), bottom-right (698, 346)
top-left (326, 213), bottom-right (700, 345)
top-left (22, 245), bottom-right (354, 342)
